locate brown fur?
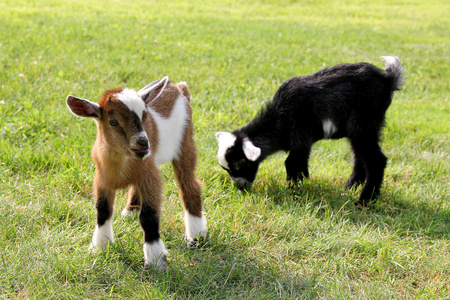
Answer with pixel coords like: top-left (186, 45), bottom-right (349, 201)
top-left (121, 82), bottom-right (203, 217)
top-left (67, 78), bottom-right (205, 268)
top-left (92, 84), bottom-right (203, 214)
top-left (177, 82), bottom-right (191, 102)
top-left (147, 82), bottom-right (181, 118)
top-left (172, 123), bottom-right (203, 217)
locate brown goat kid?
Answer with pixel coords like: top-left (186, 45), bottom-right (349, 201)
top-left (66, 77), bottom-right (207, 270)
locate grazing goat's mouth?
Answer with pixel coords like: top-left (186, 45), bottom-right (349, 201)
top-left (231, 177), bottom-right (253, 190)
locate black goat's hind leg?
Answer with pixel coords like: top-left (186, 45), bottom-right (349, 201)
top-left (345, 152), bottom-right (367, 189)
top-left (350, 138), bottom-right (387, 206)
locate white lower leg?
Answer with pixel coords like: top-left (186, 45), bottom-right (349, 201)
top-left (143, 239), bottom-right (168, 270)
top-left (89, 218), bottom-right (114, 251)
top-left (121, 208), bottom-right (137, 218)
top-left (184, 211), bottom-right (207, 243)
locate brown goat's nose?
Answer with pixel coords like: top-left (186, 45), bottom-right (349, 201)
top-left (137, 137), bottom-right (149, 148)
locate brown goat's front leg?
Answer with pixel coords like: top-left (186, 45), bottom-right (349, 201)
top-left (172, 137), bottom-right (207, 247)
top-left (137, 169), bottom-right (167, 270)
top-left (90, 181), bottom-right (116, 251)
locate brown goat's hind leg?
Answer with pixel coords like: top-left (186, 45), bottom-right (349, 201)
top-left (122, 186), bottom-right (141, 218)
top-left (172, 138), bottom-right (207, 247)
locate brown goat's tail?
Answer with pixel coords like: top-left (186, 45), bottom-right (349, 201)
top-left (382, 56), bottom-right (405, 91)
top-left (177, 82), bottom-right (191, 102)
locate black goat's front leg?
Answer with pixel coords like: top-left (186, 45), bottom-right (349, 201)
top-left (285, 148), bottom-right (311, 184)
top-left (350, 138), bottom-right (387, 206)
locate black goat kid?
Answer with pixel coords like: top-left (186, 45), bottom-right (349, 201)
top-left (216, 56), bottom-right (404, 206)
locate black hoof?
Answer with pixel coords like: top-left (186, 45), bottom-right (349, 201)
top-left (187, 237), bottom-right (204, 248)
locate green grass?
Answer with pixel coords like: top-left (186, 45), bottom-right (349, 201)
top-left (1, 0), bottom-right (449, 298)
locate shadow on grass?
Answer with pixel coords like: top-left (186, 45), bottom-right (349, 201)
top-left (106, 233), bottom-right (320, 299)
top-left (89, 206), bottom-right (320, 299)
top-left (252, 175), bottom-right (450, 240)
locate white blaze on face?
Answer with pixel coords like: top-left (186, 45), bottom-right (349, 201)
top-left (114, 88), bottom-right (146, 120)
top-left (215, 132), bottom-right (237, 170)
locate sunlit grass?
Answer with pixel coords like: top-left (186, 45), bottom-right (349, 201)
top-left (0, 0), bottom-right (449, 298)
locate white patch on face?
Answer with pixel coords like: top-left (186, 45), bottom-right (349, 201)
top-left (322, 119), bottom-right (337, 139)
top-left (184, 211), bottom-right (207, 243)
top-left (114, 88), bottom-right (146, 120)
top-left (143, 239), bottom-right (167, 270)
top-left (148, 94), bottom-right (188, 165)
top-left (89, 218), bottom-right (114, 251)
top-left (215, 132), bottom-right (237, 170)
top-left (232, 177), bottom-right (252, 188)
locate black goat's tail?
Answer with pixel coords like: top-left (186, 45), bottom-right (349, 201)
top-left (382, 56), bottom-right (405, 91)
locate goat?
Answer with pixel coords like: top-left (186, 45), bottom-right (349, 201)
top-left (216, 56), bottom-right (404, 206)
top-left (66, 76), bottom-right (207, 270)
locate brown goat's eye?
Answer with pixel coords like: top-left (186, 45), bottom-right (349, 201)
top-left (109, 120), bottom-right (119, 126)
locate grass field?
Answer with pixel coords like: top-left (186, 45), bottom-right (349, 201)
top-left (0, 0), bottom-right (449, 298)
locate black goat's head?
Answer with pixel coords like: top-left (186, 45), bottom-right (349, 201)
top-left (215, 132), bottom-right (261, 190)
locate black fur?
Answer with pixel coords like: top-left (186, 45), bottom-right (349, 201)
top-left (219, 57), bottom-right (404, 206)
top-left (139, 203), bottom-right (161, 243)
top-left (95, 193), bottom-right (112, 226)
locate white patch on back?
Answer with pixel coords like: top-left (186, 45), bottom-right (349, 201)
top-left (114, 88), bottom-right (146, 120)
top-left (89, 217), bottom-right (114, 251)
top-left (215, 132), bottom-right (237, 170)
top-left (184, 211), bottom-right (207, 242)
top-left (143, 239), bottom-right (167, 270)
top-left (149, 94), bottom-right (188, 165)
top-left (322, 119), bottom-right (337, 139)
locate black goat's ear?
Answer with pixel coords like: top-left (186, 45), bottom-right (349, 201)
top-left (242, 139), bottom-right (261, 161)
top-left (138, 76), bottom-right (169, 104)
top-left (215, 132), bottom-right (233, 141)
top-left (66, 95), bottom-right (102, 119)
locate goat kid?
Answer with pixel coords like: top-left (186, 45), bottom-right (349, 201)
top-left (66, 77), bottom-right (207, 270)
top-left (216, 56), bottom-right (404, 206)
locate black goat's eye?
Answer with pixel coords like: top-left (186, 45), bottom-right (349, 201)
top-left (109, 120), bottom-right (119, 126)
top-left (233, 159), bottom-right (246, 170)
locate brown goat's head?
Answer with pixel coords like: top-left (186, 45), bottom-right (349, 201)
top-left (66, 77), bottom-right (169, 160)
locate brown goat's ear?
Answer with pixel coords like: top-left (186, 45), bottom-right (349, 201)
top-left (66, 95), bottom-right (102, 119)
top-left (137, 76), bottom-right (169, 105)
